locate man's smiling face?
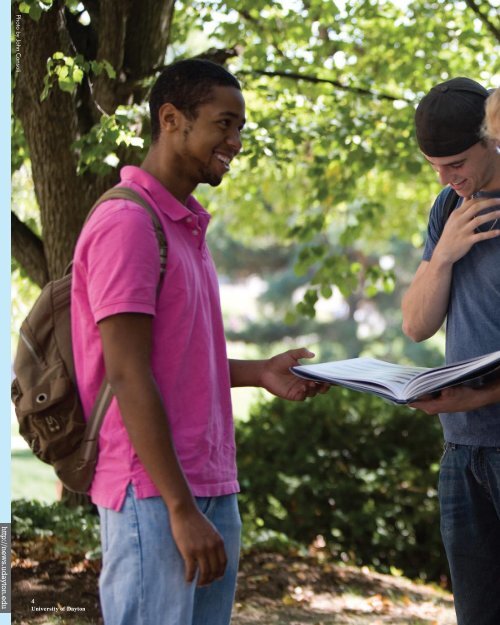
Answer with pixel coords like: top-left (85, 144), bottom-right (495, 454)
top-left (178, 85), bottom-right (246, 188)
top-left (424, 141), bottom-right (496, 197)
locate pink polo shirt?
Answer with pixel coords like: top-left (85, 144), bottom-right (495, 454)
top-left (71, 166), bottom-right (239, 510)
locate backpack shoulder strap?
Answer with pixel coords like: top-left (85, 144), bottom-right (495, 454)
top-left (87, 187), bottom-right (168, 287)
top-left (443, 187), bottom-right (459, 223)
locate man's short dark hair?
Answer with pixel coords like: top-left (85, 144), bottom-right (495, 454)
top-left (149, 59), bottom-right (241, 142)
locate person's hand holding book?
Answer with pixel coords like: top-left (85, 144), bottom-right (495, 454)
top-left (409, 379), bottom-right (500, 414)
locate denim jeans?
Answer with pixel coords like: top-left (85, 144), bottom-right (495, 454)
top-left (439, 444), bottom-right (500, 625)
top-left (98, 486), bottom-right (241, 625)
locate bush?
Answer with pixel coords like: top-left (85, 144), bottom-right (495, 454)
top-left (236, 388), bottom-right (447, 582)
top-left (12, 499), bottom-right (101, 559)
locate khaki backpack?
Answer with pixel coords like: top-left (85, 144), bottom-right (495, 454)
top-left (11, 187), bottom-right (167, 493)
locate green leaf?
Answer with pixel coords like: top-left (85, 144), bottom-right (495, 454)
top-left (72, 67), bottom-right (84, 84)
top-left (58, 77), bottom-right (75, 93)
top-left (58, 65), bottom-right (69, 80)
top-left (101, 60), bottom-right (116, 79)
top-left (320, 285), bottom-right (333, 299)
top-left (40, 83), bottom-right (50, 101)
top-left (29, 3), bottom-right (43, 21)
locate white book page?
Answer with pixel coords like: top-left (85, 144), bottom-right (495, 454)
top-left (405, 350), bottom-right (500, 397)
top-left (297, 358), bottom-right (428, 398)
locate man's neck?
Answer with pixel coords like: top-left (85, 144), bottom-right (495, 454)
top-left (141, 145), bottom-right (194, 206)
top-left (478, 150), bottom-right (500, 193)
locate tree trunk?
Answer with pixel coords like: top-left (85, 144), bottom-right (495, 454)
top-left (13, 1), bottom-right (92, 279)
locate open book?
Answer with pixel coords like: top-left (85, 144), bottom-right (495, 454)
top-left (292, 350), bottom-right (500, 405)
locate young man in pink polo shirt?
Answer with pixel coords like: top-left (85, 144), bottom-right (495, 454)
top-left (71, 59), bottom-right (325, 625)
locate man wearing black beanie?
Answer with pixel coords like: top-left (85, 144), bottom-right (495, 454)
top-left (402, 77), bottom-right (500, 625)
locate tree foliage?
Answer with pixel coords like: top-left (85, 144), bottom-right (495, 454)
top-left (11, 0), bottom-right (499, 315)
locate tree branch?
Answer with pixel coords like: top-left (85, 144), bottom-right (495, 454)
top-left (197, 46), bottom-right (241, 65)
top-left (11, 212), bottom-right (49, 288)
top-left (239, 69), bottom-right (407, 102)
top-left (124, 0), bottom-right (175, 83)
top-left (464, 0), bottom-right (500, 43)
top-left (92, 0), bottom-right (131, 115)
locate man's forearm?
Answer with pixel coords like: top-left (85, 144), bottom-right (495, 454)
top-left (229, 359), bottom-right (265, 388)
top-left (410, 378), bottom-right (500, 414)
top-left (110, 370), bottom-right (195, 512)
top-left (477, 378), bottom-right (500, 406)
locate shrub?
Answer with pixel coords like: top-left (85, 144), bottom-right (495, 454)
top-left (236, 388), bottom-right (447, 582)
top-left (12, 499), bottom-right (101, 559)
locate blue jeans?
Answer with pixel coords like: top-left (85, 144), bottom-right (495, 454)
top-left (98, 486), bottom-right (241, 625)
top-left (439, 444), bottom-right (500, 625)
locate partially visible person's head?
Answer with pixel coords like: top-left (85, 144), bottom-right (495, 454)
top-left (149, 59), bottom-right (241, 143)
top-left (483, 87), bottom-right (500, 145)
top-left (415, 77), bottom-right (488, 157)
top-left (415, 77), bottom-right (499, 196)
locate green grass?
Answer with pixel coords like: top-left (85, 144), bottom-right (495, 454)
top-left (11, 409), bottom-right (59, 503)
top-left (11, 449), bottom-right (59, 503)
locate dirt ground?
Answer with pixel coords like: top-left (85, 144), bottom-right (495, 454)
top-left (12, 542), bottom-right (456, 625)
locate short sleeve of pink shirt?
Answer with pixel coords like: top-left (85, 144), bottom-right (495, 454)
top-left (82, 204), bottom-right (160, 322)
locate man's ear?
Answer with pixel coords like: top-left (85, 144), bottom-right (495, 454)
top-left (158, 102), bottom-right (182, 134)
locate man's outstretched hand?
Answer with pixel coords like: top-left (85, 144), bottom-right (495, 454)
top-left (260, 348), bottom-right (330, 401)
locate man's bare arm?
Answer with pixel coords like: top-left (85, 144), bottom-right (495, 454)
top-left (98, 312), bottom-right (226, 586)
top-left (402, 197), bottom-right (500, 342)
top-left (401, 259), bottom-right (452, 342)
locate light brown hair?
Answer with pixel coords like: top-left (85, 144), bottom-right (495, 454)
top-left (482, 88), bottom-right (500, 143)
